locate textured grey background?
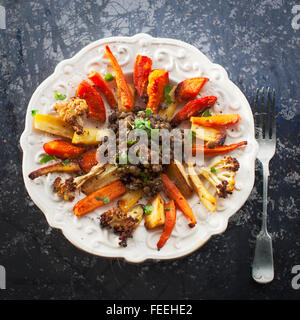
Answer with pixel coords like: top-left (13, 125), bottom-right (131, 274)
top-left (0, 0), bottom-right (299, 299)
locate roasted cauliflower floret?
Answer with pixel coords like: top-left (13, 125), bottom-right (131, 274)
top-left (54, 97), bottom-right (89, 134)
top-left (53, 163), bottom-right (105, 201)
top-left (199, 156), bottom-right (240, 198)
top-left (100, 206), bottom-right (143, 247)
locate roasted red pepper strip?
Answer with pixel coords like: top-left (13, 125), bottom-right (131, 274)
top-left (76, 80), bottom-right (106, 122)
top-left (191, 114), bottom-right (241, 127)
top-left (134, 54), bottom-right (152, 98)
top-left (175, 77), bottom-right (209, 102)
top-left (43, 140), bottom-right (85, 159)
top-left (146, 69), bottom-right (169, 113)
top-left (192, 141), bottom-right (247, 155)
top-left (157, 200), bottom-right (176, 250)
top-left (88, 71), bottom-right (117, 109)
top-left (171, 96), bottom-right (217, 124)
top-left (78, 148), bottom-right (98, 173)
top-left (161, 173), bottom-right (196, 227)
top-left (105, 45), bottom-right (134, 111)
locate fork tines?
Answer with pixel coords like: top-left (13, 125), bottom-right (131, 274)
top-left (253, 87), bottom-right (276, 140)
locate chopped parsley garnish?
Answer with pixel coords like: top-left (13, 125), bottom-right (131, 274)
top-left (164, 84), bottom-right (172, 105)
top-left (134, 118), bottom-right (152, 131)
top-left (31, 110), bottom-right (38, 116)
top-left (202, 109), bottom-right (212, 117)
top-left (104, 73), bottom-right (114, 82)
top-left (144, 205), bottom-right (153, 215)
top-left (40, 155), bottom-right (57, 163)
top-left (96, 196), bottom-right (110, 204)
top-left (187, 130), bottom-right (196, 146)
top-left (127, 138), bottom-right (137, 145)
top-left (62, 158), bottom-right (70, 166)
top-left (145, 108), bottom-right (153, 117)
top-left (165, 206), bottom-right (170, 211)
top-left (54, 91), bottom-right (67, 100)
top-left (139, 172), bottom-right (148, 182)
top-left (210, 167), bottom-right (217, 174)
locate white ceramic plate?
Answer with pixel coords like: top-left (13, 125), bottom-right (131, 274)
top-left (20, 33), bottom-right (258, 262)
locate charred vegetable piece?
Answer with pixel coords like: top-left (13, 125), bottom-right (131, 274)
top-left (199, 156), bottom-right (240, 198)
top-left (76, 80), bottom-right (106, 122)
top-left (161, 173), bottom-right (196, 227)
top-left (166, 160), bottom-right (193, 198)
top-left (78, 148), bottom-right (98, 173)
top-left (28, 161), bottom-right (81, 180)
top-left (43, 140), bottom-right (85, 159)
top-left (175, 77), bottom-right (209, 102)
top-left (144, 193), bottom-right (165, 229)
top-left (72, 127), bottom-right (111, 145)
top-left (157, 200), bottom-right (176, 250)
top-left (191, 113), bottom-right (241, 127)
top-left (187, 165), bottom-right (217, 212)
top-left (146, 69), bottom-right (169, 113)
top-left (133, 54), bottom-right (152, 99)
top-left (118, 189), bottom-right (143, 213)
top-left (88, 71), bottom-right (117, 109)
top-left (191, 122), bottom-right (226, 146)
top-left (105, 45), bottom-right (134, 111)
top-left (100, 205), bottom-right (143, 247)
top-left (192, 141), bottom-right (247, 155)
top-left (171, 96), bottom-right (217, 125)
top-left (73, 180), bottom-right (126, 217)
top-left (54, 97), bottom-right (89, 135)
top-left (33, 114), bottom-right (74, 139)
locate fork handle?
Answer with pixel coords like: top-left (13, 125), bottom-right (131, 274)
top-left (262, 161), bottom-right (270, 233)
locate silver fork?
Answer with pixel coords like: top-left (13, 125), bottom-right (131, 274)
top-left (251, 87), bottom-right (276, 283)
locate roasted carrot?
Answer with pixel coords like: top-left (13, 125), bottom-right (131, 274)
top-left (78, 148), bottom-right (98, 173)
top-left (191, 114), bottom-right (241, 127)
top-left (171, 96), bottom-right (217, 124)
top-left (28, 161), bottom-right (81, 180)
top-left (175, 77), bottom-right (209, 102)
top-left (43, 140), bottom-right (85, 159)
top-left (134, 54), bottom-right (152, 98)
top-left (146, 69), bottom-right (169, 113)
top-left (161, 173), bottom-right (196, 227)
top-left (157, 201), bottom-right (176, 250)
top-left (76, 80), bottom-right (106, 122)
top-left (88, 71), bottom-right (117, 109)
top-left (73, 180), bottom-right (126, 217)
top-left (192, 141), bottom-right (247, 155)
top-left (105, 45), bottom-right (134, 111)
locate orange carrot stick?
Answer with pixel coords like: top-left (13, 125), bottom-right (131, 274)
top-left (191, 114), bottom-right (242, 127)
top-left (88, 71), bottom-right (117, 109)
top-left (192, 141), bottom-right (247, 155)
top-left (134, 54), bottom-right (152, 98)
top-left (104, 45), bottom-right (134, 111)
top-left (171, 96), bottom-right (217, 124)
top-left (78, 148), bottom-right (98, 173)
top-left (76, 80), bottom-right (106, 122)
top-left (175, 77), bottom-right (209, 102)
top-left (73, 180), bottom-right (126, 217)
top-left (161, 173), bottom-right (196, 227)
top-left (157, 201), bottom-right (176, 250)
top-left (146, 69), bottom-right (169, 113)
top-left (43, 140), bottom-right (85, 159)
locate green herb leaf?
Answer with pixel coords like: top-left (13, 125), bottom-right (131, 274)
top-left (144, 205), bottom-right (153, 215)
top-left (96, 196), bottom-right (110, 204)
top-left (145, 108), bottom-right (153, 117)
top-left (187, 130), bottom-right (196, 147)
top-left (210, 167), bottom-right (217, 174)
top-left (62, 158), bottom-right (70, 166)
top-left (40, 155), bottom-right (57, 163)
top-left (202, 109), bottom-right (212, 117)
top-left (127, 138), bottom-right (137, 145)
top-left (54, 91), bottom-right (67, 100)
top-left (31, 110), bottom-right (38, 116)
top-left (119, 152), bottom-right (128, 165)
top-left (164, 84), bottom-right (172, 105)
top-left (104, 73), bottom-right (114, 82)
top-left (165, 206), bottom-right (170, 211)
top-left (139, 172), bottom-right (148, 182)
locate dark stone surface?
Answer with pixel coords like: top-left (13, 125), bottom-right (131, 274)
top-left (0, 0), bottom-right (299, 300)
